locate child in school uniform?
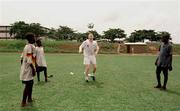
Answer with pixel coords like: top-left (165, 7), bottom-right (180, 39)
top-left (35, 38), bottom-right (48, 82)
top-left (20, 33), bottom-right (36, 107)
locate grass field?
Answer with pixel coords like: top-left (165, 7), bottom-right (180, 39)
top-left (0, 53), bottom-right (180, 111)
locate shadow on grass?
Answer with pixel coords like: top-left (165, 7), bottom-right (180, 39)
top-left (20, 104), bottom-right (39, 111)
top-left (83, 81), bottom-right (104, 88)
top-left (165, 90), bottom-right (180, 96)
top-left (36, 81), bottom-right (46, 86)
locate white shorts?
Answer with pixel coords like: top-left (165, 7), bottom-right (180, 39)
top-left (84, 56), bottom-right (96, 65)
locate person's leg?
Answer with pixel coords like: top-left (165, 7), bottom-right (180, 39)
top-left (155, 67), bottom-right (162, 88)
top-left (92, 64), bottom-right (97, 81)
top-left (162, 68), bottom-right (168, 90)
top-left (21, 82), bottom-right (28, 107)
top-left (91, 56), bottom-right (97, 81)
top-left (27, 80), bottom-right (34, 102)
top-left (36, 67), bottom-right (40, 82)
top-left (44, 67), bottom-right (48, 82)
top-left (85, 64), bottom-right (90, 82)
top-left (92, 64), bottom-right (97, 75)
top-left (84, 57), bottom-right (90, 82)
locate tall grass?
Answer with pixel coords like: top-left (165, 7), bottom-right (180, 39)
top-left (0, 40), bottom-right (180, 54)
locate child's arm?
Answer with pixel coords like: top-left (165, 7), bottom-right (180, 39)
top-left (20, 53), bottom-right (23, 65)
top-left (95, 42), bottom-right (99, 55)
top-left (168, 45), bottom-right (173, 71)
top-left (95, 45), bottom-right (99, 55)
top-left (79, 45), bottom-right (83, 53)
top-left (30, 64), bottom-right (36, 76)
top-left (169, 55), bottom-right (173, 71)
top-left (155, 56), bottom-right (159, 66)
top-left (155, 45), bottom-right (161, 66)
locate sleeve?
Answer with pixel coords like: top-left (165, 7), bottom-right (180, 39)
top-left (79, 41), bottom-right (86, 52)
top-left (80, 41), bottom-right (86, 49)
top-left (94, 41), bottom-right (99, 49)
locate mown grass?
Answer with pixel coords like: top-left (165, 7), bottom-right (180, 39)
top-left (0, 53), bottom-right (180, 111)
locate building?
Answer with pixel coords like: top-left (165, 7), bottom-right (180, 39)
top-left (125, 42), bottom-right (148, 53)
top-left (0, 26), bottom-right (15, 39)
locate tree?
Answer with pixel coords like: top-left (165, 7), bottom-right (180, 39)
top-left (56, 26), bottom-right (75, 40)
top-left (74, 32), bottom-right (87, 42)
top-left (10, 21), bottom-right (47, 39)
top-left (128, 30), bottom-right (162, 42)
top-left (47, 28), bottom-right (58, 40)
top-left (103, 28), bottom-right (126, 42)
top-left (28, 23), bottom-right (47, 37)
top-left (10, 21), bottom-right (29, 39)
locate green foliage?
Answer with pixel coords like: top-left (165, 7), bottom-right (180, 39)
top-left (103, 28), bottom-right (126, 42)
top-left (56, 26), bottom-right (75, 40)
top-left (28, 23), bottom-right (47, 37)
top-left (10, 21), bottom-right (47, 39)
top-left (47, 28), bottom-right (58, 40)
top-left (128, 30), bottom-right (165, 42)
top-left (73, 32), bottom-right (87, 42)
top-left (10, 21), bottom-right (29, 39)
top-left (9, 21), bottom-right (172, 43)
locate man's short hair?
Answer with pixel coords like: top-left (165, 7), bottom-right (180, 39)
top-left (162, 33), bottom-right (170, 40)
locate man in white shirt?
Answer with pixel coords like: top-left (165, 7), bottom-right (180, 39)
top-left (79, 33), bottom-right (99, 82)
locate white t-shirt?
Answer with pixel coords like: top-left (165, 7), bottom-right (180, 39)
top-left (35, 47), bottom-right (47, 67)
top-left (20, 44), bottom-right (36, 81)
top-left (80, 39), bottom-right (98, 56)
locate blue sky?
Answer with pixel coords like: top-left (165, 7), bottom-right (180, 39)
top-left (0, 0), bottom-right (179, 43)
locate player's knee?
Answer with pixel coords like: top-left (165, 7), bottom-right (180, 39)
top-left (93, 65), bottom-right (97, 70)
top-left (86, 65), bottom-right (90, 70)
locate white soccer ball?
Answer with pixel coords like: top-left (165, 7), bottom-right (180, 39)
top-left (70, 72), bottom-right (74, 75)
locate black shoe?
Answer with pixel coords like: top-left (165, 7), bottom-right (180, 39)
top-left (154, 85), bottom-right (161, 89)
top-left (86, 80), bottom-right (89, 82)
top-left (161, 86), bottom-right (167, 91)
top-left (28, 99), bottom-right (33, 103)
top-left (48, 75), bottom-right (53, 78)
top-left (92, 76), bottom-right (96, 81)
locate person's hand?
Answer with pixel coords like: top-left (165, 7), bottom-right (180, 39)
top-left (169, 66), bottom-right (173, 71)
top-left (20, 59), bottom-right (23, 65)
top-left (155, 61), bottom-right (157, 66)
top-left (155, 58), bottom-right (158, 66)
